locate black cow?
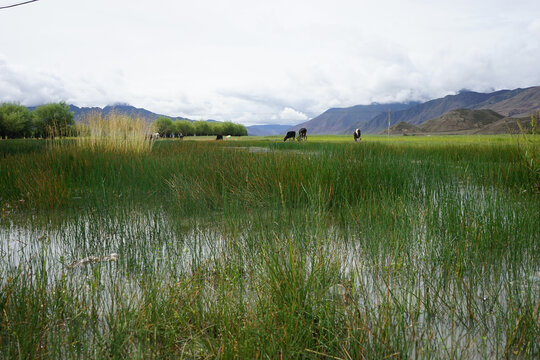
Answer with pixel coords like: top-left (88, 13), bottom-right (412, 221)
top-left (353, 128), bottom-right (361, 142)
top-left (284, 131), bottom-right (296, 141)
top-left (216, 134), bottom-right (223, 140)
top-left (298, 128), bottom-right (307, 141)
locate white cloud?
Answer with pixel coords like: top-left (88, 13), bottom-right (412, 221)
top-left (0, 58), bottom-right (69, 105)
top-left (278, 107), bottom-right (308, 123)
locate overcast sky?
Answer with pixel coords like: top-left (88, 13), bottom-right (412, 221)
top-left (1, 0), bottom-right (539, 125)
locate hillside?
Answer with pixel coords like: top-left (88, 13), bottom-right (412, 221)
top-left (474, 117), bottom-right (534, 134)
top-left (383, 121), bottom-right (422, 135)
top-left (291, 103), bottom-right (415, 135)
top-left (474, 86), bottom-right (540, 117)
top-left (383, 109), bottom-right (533, 135)
top-left (418, 109), bottom-right (504, 133)
top-left (360, 87), bottom-right (540, 134)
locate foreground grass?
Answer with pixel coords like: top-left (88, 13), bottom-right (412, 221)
top-left (0, 136), bottom-right (539, 359)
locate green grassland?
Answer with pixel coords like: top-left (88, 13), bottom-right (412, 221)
top-left (0, 135), bottom-right (538, 359)
top-left (245, 134), bottom-right (521, 144)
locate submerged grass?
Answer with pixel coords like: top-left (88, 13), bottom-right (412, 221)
top-left (0, 136), bottom-right (538, 358)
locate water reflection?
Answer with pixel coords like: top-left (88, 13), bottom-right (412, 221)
top-left (0, 201), bottom-right (538, 359)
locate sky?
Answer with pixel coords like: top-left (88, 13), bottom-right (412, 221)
top-left (1, 0), bottom-right (540, 125)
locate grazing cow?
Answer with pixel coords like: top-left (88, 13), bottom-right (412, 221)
top-left (148, 132), bottom-right (160, 140)
top-left (298, 128), bottom-right (307, 141)
top-left (216, 134), bottom-right (223, 140)
top-left (353, 128), bottom-right (361, 142)
top-left (284, 131), bottom-right (296, 141)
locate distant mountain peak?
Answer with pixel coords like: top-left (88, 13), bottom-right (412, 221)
top-left (66, 104), bottom-right (192, 124)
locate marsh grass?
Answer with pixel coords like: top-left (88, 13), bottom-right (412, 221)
top-left (76, 112), bottom-right (153, 154)
top-left (0, 137), bottom-right (539, 358)
top-left (516, 112), bottom-right (540, 192)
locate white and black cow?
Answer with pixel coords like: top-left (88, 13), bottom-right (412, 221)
top-left (284, 131), bottom-right (296, 141)
top-left (353, 128), bottom-right (361, 142)
top-left (298, 128), bottom-right (307, 141)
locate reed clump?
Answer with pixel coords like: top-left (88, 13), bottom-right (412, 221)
top-left (76, 112), bottom-right (153, 154)
top-left (516, 111), bottom-right (540, 192)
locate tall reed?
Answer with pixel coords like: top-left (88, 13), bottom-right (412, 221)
top-left (76, 112), bottom-right (153, 154)
top-left (516, 111), bottom-right (540, 192)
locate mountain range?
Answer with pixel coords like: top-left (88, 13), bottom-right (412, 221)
top-left (245, 124), bottom-right (292, 136)
top-left (290, 102), bottom-right (417, 134)
top-left (294, 86), bottom-right (540, 134)
top-left (67, 104), bottom-right (191, 123)
top-left (27, 86), bottom-right (539, 136)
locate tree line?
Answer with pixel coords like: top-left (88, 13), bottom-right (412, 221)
top-left (0, 102), bottom-right (75, 139)
top-left (153, 116), bottom-right (247, 137)
top-left (0, 103), bottom-right (248, 139)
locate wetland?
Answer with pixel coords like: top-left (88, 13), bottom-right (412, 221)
top-left (1, 136), bottom-right (538, 359)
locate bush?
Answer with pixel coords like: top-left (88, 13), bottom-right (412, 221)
top-left (33, 102), bottom-right (74, 138)
top-left (152, 118), bottom-right (247, 137)
top-left (0, 103), bottom-right (33, 139)
top-left (174, 120), bottom-right (195, 136)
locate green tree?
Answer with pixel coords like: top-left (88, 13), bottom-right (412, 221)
top-left (33, 102), bottom-right (74, 138)
top-left (237, 123), bottom-right (248, 136)
top-left (222, 121), bottom-right (247, 136)
top-left (174, 120), bottom-right (195, 136)
top-left (153, 116), bottom-right (173, 137)
top-left (0, 103), bottom-right (34, 138)
top-left (211, 122), bottom-right (225, 136)
top-left (193, 120), bottom-right (211, 136)
top-left (220, 121), bottom-right (236, 136)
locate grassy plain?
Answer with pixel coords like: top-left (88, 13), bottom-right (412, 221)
top-left (0, 135), bottom-right (538, 359)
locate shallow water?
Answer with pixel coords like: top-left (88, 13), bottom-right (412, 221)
top-left (226, 145), bottom-right (321, 157)
top-left (1, 188), bottom-right (538, 359)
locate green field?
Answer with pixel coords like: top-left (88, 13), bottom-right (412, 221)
top-left (1, 135), bottom-right (538, 359)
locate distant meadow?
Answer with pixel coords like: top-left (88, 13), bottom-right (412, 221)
top-left (0, 123), bottom-right (539, 358)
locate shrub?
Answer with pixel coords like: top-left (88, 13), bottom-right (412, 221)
top-left (33, 102), bottom-right (74, 138)
top-left (0, 103), bottom-right (34, 139)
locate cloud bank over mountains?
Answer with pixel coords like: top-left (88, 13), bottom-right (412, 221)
top-left (1, 0), bottom-right (540, 125)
